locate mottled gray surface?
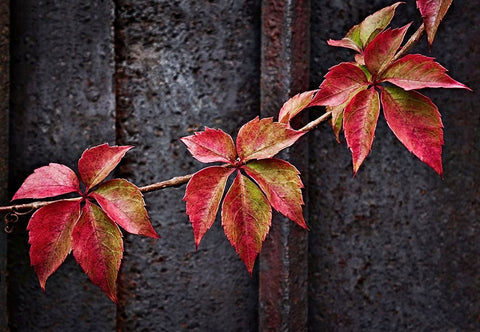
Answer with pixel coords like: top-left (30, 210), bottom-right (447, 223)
top-left (4, 0), bottom-right (480, 331)
top-left (258, 0), bottom-right (310, 330)
top-left (115, 1), bottom-right (260, 331)
top-left (9, 1), bottom-right (116, 330)
top-left (308, 1), bottom-right (480, 330)
top-left (0, 1), bottom-right (8, 329)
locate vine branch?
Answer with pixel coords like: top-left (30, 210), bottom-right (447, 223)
top-left (0, 110), bottom-right (333, 217)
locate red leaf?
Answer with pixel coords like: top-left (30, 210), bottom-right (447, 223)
top-left (416, 0), bottom-right (453, 46)
top-left (184, 166), bottom-right (234, 249)
top-left (236, 117), bottom-right (304, 162)
top-left (89, 179), bottom-right (158, 239)
top-left (309, 63), bottom-right (369, 107)
top-left (343, 88), bottom-right (381, 174)
top-left (243, 159), bottom-right (306, 229)
top-left (327, 2), bottom-right (403, 51)
top-left (12, 163), bottom-right (80, 200)
top-left (380, 54), bottom-right (471, 91)
top-left (278, 90), bottom-right (317, 125)
top-left (364, 25), bottom-right (411, 76)
top-left (72, 201), bottom-right (123, 302)
top-left (78, 144), bottom-right (133, 191)
top-left (180, 127), bottom-right (236, 164)
top-left (27, 200), bottom-right (81, 290)
top-left (221, 171), bottom-right (271, 274)
top-left (380, 86), bottom-right (443, 175)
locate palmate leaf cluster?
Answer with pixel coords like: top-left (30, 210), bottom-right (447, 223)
top-left (10, 0), bottom-right (469, 300)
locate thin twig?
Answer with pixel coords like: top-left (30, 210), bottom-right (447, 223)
top-left (300, 111), bottom-right (332, 132)
top-left (0, 197), bottom-right (82, 214)
top-left (138, 174), bottom-right (194, 193)
top-left (0, 174), bottom-right (196, 215)
top-left (0, 107), bottom-right (333, 215)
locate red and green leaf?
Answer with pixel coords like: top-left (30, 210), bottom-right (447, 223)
top-left (236, 117), bottom-right (304, 162)
top-left (180, 127), bottom-right (237, 164)
top-left (90, 179), bottom-right (158, 239)
top-left (309, 63), bottom-right (369, 107)
top-left (78, 144), bottom-right (133, 191)
top-left (380, 54), bottom-right (470, 90)
top-left (184, 166), bottom-right (234, 249)
top-left (416, 0), bottom-right (453, 46)
top-left (12, 163), bottom-right (80, 200)
top-left (243, 159), bottom-right (306, 229)
top-left (327, 2), bottom-right (403, 51)
top-left (72, 201), bottom-right (123, 302)
top-left (343, 88), bottom-right (381, 174)
top-left (27, 200), bottom-right (81, 290)
top-left (278, 90), bottom-right (317, 124)
top-left (221, 171), bottom-right (271, 274)
top-left (364, 25), bottom-right (411, 76)
top-left (380, 86), bottom-right (444, 175)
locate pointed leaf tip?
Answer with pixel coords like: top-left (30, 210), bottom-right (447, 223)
top-left (180, 127), bottom-right (236, 164)
top-left (364, 24), bottom-right (411, 76)
top-left (12, 163), bottom-right (80, 201)
top-left (243, 159), bottom-right (307, 229)
top-left (380, 54), bottom-right (471, 91)
top-left (416, 0), bottom-right (453, 46)
top-left (28, 200), bottom-right (81, 290)
top-left (309, 62), bottom-right (369, 107)
top-left (184, 166), bottom-right (234, 249)
top-left (343, 88), bottom-right (380, 175)
top-left (278, 90), bottom-right (317, 125)
top-left (381, 86), bottom-right (443, 175)
top-left (90, 179), bottom-right (159, 239)
top-left (78, 143), bottom-right (133, 192)
top-left (222, 171), bottom-right (271, 274)
top-left (236, 117), bottom-right (304, 162)
top-left (72, 201), bottom-right (123, 302)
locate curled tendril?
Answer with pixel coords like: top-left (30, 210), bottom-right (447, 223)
top-left (4, 207), bottom-right (34, 233)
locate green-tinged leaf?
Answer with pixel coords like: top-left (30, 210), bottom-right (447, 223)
top-left (12, 163), bottom-right (81, 200)
top-left (343, 88), bottom-right (381, 174)
top-left (416, 0), bottom-right (453, 46)
top-left (380, 86), bottom-right (443, 175)
top-left (327, 2), bottom-right (403, 51)
top-left (27, 200), bottom-right (81, 290)
top-left (221, 171), bottom-right (271, 274)
top-left (184, 166), bottom-right (234, 249)
top-left (90, 179), bottom-right (158, 239)
top-left (358, 2), bottom-right (404, 47)
top-left (72, 201), bottom-right (123, 302)
top-left (236, 117), bottom-right (304, 162)
top-left (278, 90), bottom-right (317, 125)
top-left (364, 24), bottom-right (411, 76)
top-left (243, 159), bottom-right (306, 229)
top-left (78, 144), bottom-right (133, 191)
top-left (330, 107), bottom-right (344, 143)
top-left (180, 127), bottom-right (237, 164)
top-left (380, 54), bottom-right (471, 90)
top-left (309, 62), bottom-right (369, 107)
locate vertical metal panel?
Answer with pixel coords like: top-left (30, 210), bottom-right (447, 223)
top-left (114, 1), bottom-right (261, 330)
top-left (308, 1), bottom-right (480, 330)
top-left (9, 1), bottom-right (116, 330)
top-left (259, 0), bottom-right (310, 330)
top-left (0, 1), bottom-right (8, 329)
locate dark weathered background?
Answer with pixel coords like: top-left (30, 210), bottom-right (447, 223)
top-left (2, 0), bottom-right (479, 331)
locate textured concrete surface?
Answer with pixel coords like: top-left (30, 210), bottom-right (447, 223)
top-left (115, 1), bottom-right (260, 331)
top-left (259, 0), bottom-right (309, 330)
top-left (308, 1), bottom-right (480, 330)
top-left (4, 0), bottom-right (480, 330)
top-left (9, 1), bottom-right (116, 330)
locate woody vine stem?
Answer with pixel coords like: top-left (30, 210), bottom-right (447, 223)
top-left (0, 22), bottom-right (427, 219)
